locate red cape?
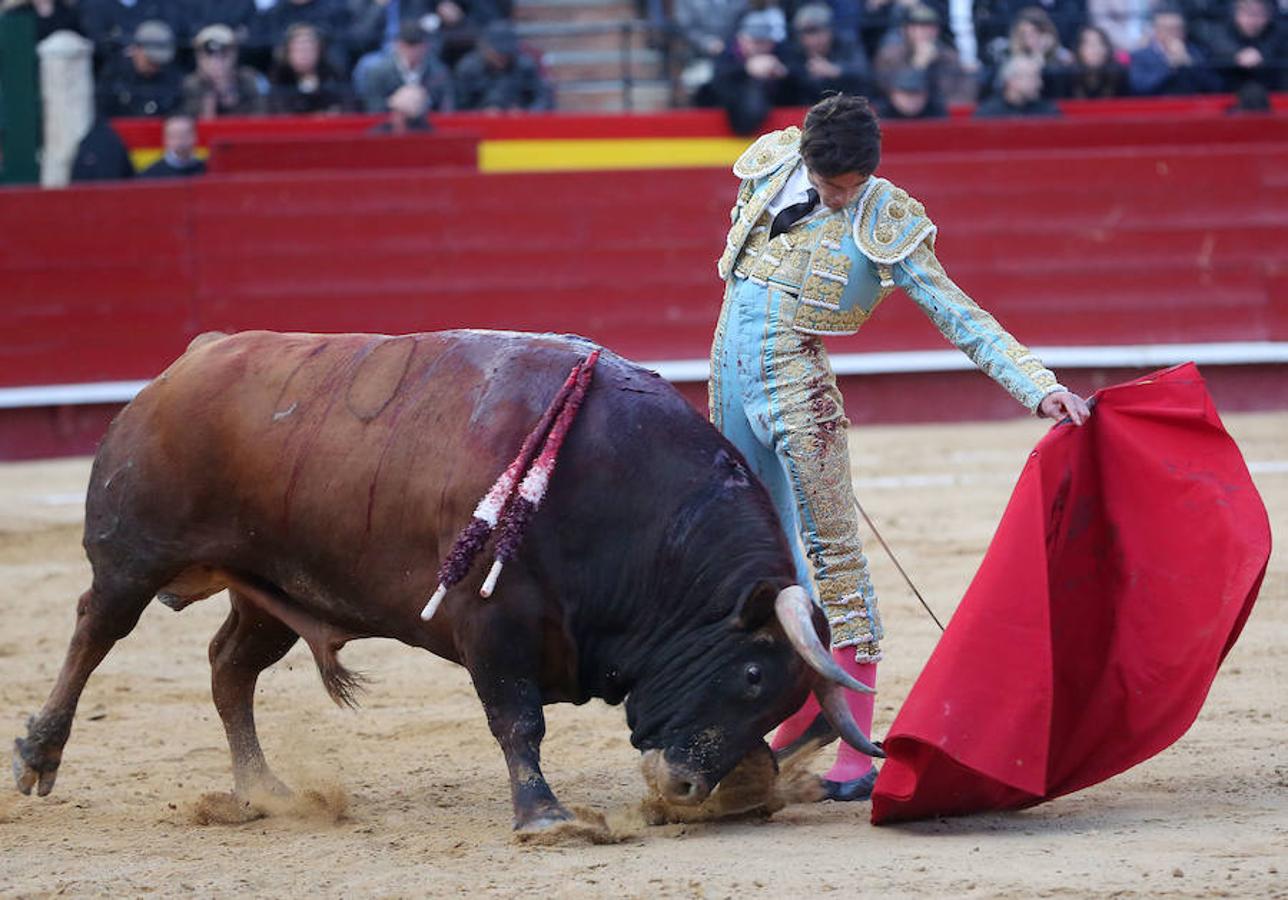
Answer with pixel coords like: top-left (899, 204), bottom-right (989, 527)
top-left (870, 364), bottom-right (1271, 824)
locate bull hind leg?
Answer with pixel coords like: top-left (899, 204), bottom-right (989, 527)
top-left (209, 591), bottom-right (300, 799)
top-left (13, 582), bottom-right (154, 796)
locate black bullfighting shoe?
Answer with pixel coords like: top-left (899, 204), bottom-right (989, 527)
top-left (820, 766), bottom-right (879, 802)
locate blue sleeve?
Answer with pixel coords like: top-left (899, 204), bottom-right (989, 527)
top-left (893, 241), bottom-right (1065, 412)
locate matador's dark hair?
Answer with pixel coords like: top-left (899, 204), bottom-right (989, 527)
top-left (800, 94), bottom-right (882, 178)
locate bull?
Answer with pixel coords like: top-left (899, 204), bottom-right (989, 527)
top-left (12, 330), bottom-right (881, 832)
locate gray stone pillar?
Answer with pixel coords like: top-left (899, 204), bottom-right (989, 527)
top-left (37, 29), bottom-right (94, 188)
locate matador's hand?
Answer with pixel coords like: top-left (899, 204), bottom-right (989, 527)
top-left (1039, 390), bottom-right (1091, 425)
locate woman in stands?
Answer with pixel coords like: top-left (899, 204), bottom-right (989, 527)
top-left (268, 23), bottom-right (353, 114)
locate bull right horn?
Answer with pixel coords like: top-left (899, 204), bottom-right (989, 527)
top-left (774, 586), bottom-right (876, 696)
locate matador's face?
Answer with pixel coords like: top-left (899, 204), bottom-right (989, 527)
top-left (806, 168), bottom-right (869, 211)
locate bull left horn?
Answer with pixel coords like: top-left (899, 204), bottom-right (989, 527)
top-left (774, 586), bottom-right (876, 696)
top-left (816, 681), bottom-right (885, 759)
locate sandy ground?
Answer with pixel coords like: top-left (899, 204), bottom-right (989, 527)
top-left (0, 412), bottom-right (1284, 899)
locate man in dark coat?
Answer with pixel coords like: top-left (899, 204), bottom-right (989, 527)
top-left (452, 21), bottom-right (552, 111)
top-left (96, 19), bottom-right (184, 118)
top-left (779, 3), bottom-right (873, 106)
top-left (1199, 0), bottom-right (1287, 92)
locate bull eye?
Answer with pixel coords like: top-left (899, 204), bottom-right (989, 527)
top-left (745, 663), bottom-right (763, 686)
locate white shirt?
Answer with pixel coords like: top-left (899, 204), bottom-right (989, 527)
top-left (765, 162), bottom-right (814, 220)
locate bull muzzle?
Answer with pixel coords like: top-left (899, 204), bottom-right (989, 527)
top-left (641, 750), bottom-right (712, 806)
top-left (775, 586), bottom-right (885, 760)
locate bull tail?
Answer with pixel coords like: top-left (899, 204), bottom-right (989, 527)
top-left (218, 570), bottom-right (368, 709)
top-left (315, 646), bottom-right (367, 710)
top-left (421, 349), bottom-right (601, 620)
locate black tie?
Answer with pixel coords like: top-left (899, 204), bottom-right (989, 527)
top-left (770, 188), bottom-right (819, 238)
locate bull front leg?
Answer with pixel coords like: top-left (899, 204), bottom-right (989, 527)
top-left (475, 666), bottom-right (570, 831)
top-left (458, 602), bottom-right (570, 832)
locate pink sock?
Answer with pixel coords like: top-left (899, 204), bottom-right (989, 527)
top-left (769, 690), bottom-right (822, 752)
top-left (822, 651), bottom-right (877, 783)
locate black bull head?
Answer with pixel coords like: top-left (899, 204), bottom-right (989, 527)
top-left (627, 584), bottom-right (883, 806)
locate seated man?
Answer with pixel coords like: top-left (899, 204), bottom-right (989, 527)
top-left (368, 83), bottom-right (435, 133)
top-left (182, 24), bottom-right (267, 118)
top-left (96, 19), bottom-right (184, 118)
top-left (780, 3), bottom-right (873, 106)
top-left (876, 67), bottom-right (948, 119)
top-left (1129, 5), bottom-right (1222, 95)
top-left (353, 19), bottom-right (455, 113)
top-left (453, 21), bottom-right (552, 112)
top-left (139, 114), bottom-right (206, 178)
top-left (974, 55), bottom-right (1061, 117)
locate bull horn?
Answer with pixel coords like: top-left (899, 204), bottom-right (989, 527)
top-left (774, 586), bottom-right (876, 696)
top-left (816, 681), bottom-right (885, 758)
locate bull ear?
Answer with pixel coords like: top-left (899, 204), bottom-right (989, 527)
top-left (732, 581), bottom-right (780, 630)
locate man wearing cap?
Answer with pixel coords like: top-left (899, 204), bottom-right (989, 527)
top-left (709, 94), bottom-right (1089, 801)
top-left (873, 3), bottom-right (975, 107)
top-left (453, 20), bottom-right (552, 111)
top-left (705, 9), bottom-right (792, 134)
top-left (96, 19), bottom-right (184, 117)
top-left (354, 18), bottom-right (455, 113)
top-left (780, 3), bottom-right (872, 105)
top-left (183, 24), bottom-right (268, 118)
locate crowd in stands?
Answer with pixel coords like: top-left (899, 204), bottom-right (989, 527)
top-left (675, 0), bottom-right (1286, 129)
top-left (1, 0), bottom-right (1283, 179)
top-left (17, 0), bottom-right (553, 122)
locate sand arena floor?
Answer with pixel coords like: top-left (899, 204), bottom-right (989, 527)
top-left (1, 413), bottom-right (1284, 898)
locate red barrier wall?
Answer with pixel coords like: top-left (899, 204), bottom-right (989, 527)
top-left (208, 132), bottom-right (481, 174)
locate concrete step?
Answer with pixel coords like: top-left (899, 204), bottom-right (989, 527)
top-left (554, 78), bottom-right (671, 111)
top-left (514, 0), bottom-right (640, 23)
top-left (515, 20), bottom-right (653, 53)
top-left (542, 48), bottom-right (664, 82)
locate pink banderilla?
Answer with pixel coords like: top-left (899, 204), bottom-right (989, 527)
top-left (420, 349), bottom-right (600, 621)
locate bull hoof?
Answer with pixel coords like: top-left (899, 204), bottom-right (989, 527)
top-left (12, 738), bottom-right (57, 797)
top-left (514, 806), bottom-right (616, 845)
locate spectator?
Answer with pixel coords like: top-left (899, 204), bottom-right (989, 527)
top-left (702, 9), bottom-right (792, 134)
top-left (1200, 0), bottom-right (1287, 93)
top-left (981, 6), bottom-right (1075, 99)
top-left (250, 0), bottom-right (352, 71)
top-left (780, 3), bottom-right (873, 104)
top-left (139, 114), bottom-right (206, 177)
top-left (1128, 5), bottom-right (1222, 95)
top-left (349, 0), bottom-right (430, 58)
top-left (973, 0), bottom-right (1085, 52)
top-left (875, 64), bottom-right (948, 116)
top-left (453, 21), bottom-right (553, 111)
top-left (183, 24), bottom-right (268, 118)
top-left (70, 116), bottom-right (134, 180)
top-left (1227, 78), bottom-right (1272, 112)
top-left (874, 3), bottom-right (976, 106)
top-left (354, 19), bottom-right (455, 112)
top-left (97, 19), bottom-right (184, 117)
top-left (268, 22), bottom-right (353, 112)
top-left (857, 0), bottom-right (948, 60)
top-left (974, 53), bottom-right (1062, 113)
top-left (27, 0), bottom-right (84, 41)
top-left (673, 0), bottom-right (751, 97)
top-left (1068, 23), bottom-right (1127, 97)
top-left (369, 83), bottom-right (435, 131)
top-left (186, 1), bottom-right (257, 47)
top-left (430, 0), bottom-right (505, 69)
top-left (1087, 0), bottom-right (1149, 54)
top-left (80, 0), bottom-right (188, 65)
